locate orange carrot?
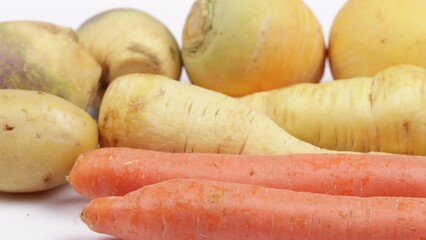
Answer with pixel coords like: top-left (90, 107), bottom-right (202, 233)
top-left (81, 178), bottom-right (426, 240)
top-left (69, 147), bottom-right (426, 199)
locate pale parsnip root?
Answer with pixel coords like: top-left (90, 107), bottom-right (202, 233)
top-left (240, 65), bottom-right (426, 155)
top-left (98, 74), bottom-right (328, 155)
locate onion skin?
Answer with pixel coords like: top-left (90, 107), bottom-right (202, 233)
top-left (182, 0), bottom-right (325, 97)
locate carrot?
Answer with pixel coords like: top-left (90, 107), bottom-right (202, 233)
top-left (69, 147), bottom-right (426, 199)
top-left (81, 178), bottom-right (426, 240)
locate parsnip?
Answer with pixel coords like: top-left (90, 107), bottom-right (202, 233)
top-left (240, 65), bottom-right (426, 155)
top-left (98, 74), bottom-right (328, 155)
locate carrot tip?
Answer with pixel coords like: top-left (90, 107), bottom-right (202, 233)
top-left (80, 206), bottom-right (94, 230)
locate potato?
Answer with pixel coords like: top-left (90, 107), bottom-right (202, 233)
top-left (0, 90), bottom-right (98, 192)
top-left (0, 21), bottom-right (101, 109)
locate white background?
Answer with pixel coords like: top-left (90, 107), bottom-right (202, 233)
top-left (0, 1), bottom-right (345, 239)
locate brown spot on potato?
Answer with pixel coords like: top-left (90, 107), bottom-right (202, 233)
top-left (36, 133), bottom-right (41, 138)
top-left (43, 173), bottom-right (52, 183)
top-left (3, 124), bottom-right (14, 131)
top-left (380, 38), bottom-right (387, 44)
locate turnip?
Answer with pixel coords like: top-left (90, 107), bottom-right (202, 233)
top-left (182, 0), bottom-right (325, 97)
top-left (329, 0), bottom-right (426, 79)
top-left (0, 21), bottom-right (101, 109)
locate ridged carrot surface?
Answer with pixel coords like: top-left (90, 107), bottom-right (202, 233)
top-left (69, 147), bottom-right (426, 198)
top-left (81, 179), bottom-right (426, 240)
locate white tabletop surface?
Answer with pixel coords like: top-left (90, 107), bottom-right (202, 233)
top-left (0, 1), bottom-right (345, 239)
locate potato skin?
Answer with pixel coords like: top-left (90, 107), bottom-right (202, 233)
top-left (0, 90), bottom-right (98, 192)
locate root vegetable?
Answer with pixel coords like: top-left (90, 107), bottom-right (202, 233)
top-left (0, 89), bottom-right (98, 192)
top-left (78, 8), bottom-right (182, 85)
top-left (78, 8), bottom-right (182, 115)
top-left (329, 0), bottom-right (426, 79)
top-left (98, 74), bottom-right (326, 155)
top-left (240, 65), bottom-right (426, 155)
top-left (70, 147), bottom-right (426, 199)
top-left (81, 178), bottom-right (426, 240)
top-left (182, 0), bottom-right (325, 96)
top-left (0, 21), bottom-right (101, 109)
